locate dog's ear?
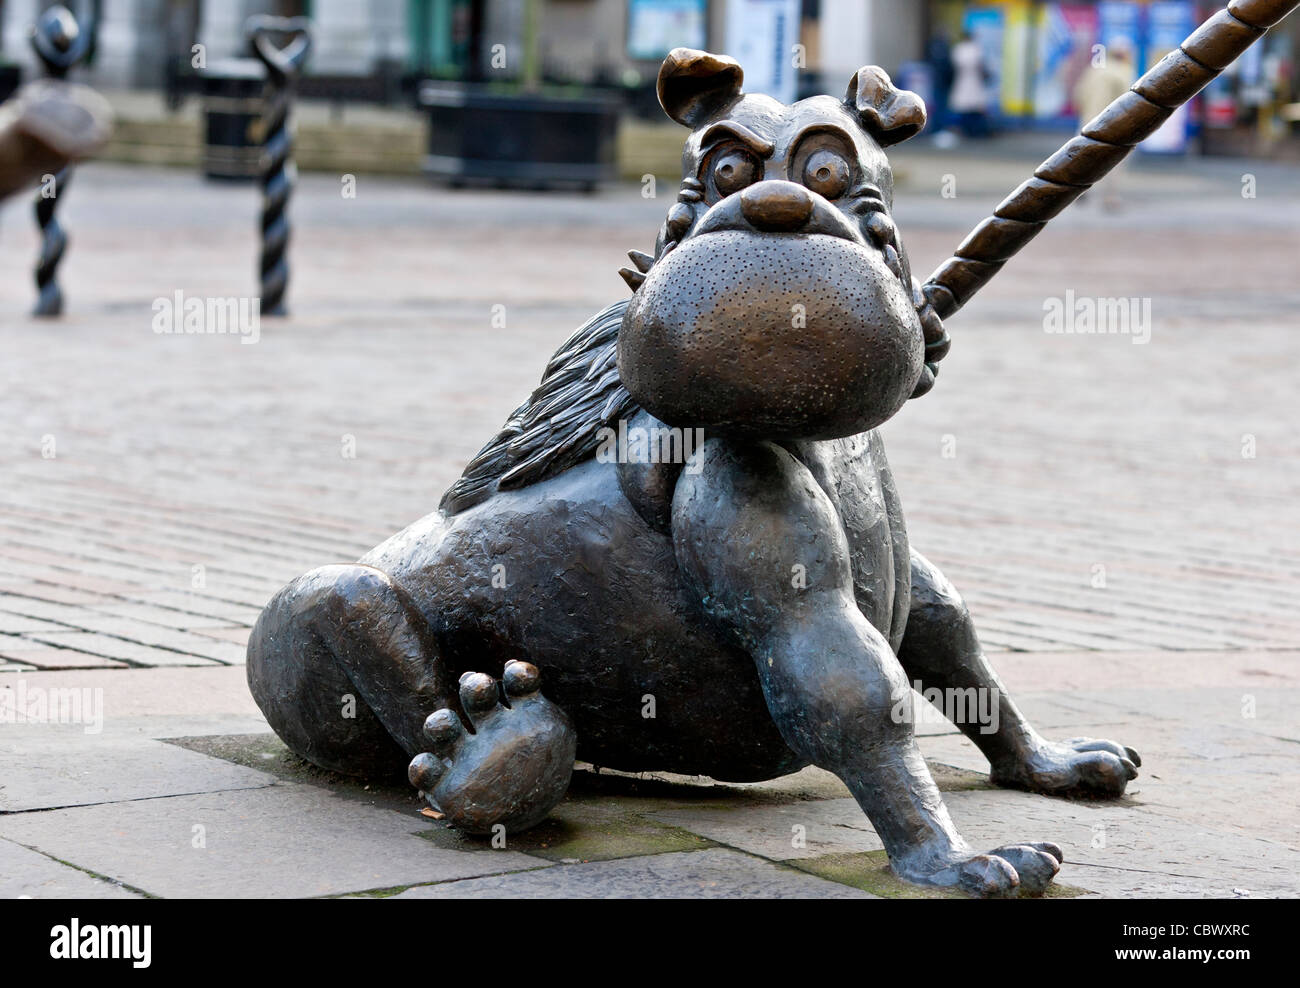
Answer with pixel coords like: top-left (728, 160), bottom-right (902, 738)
top-left (845, 66), bottom-right (926, 147)
top-left (658, 48), bottom-right (744, 128)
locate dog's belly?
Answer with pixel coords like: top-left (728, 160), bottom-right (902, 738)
top-left (362, 457), bottom-right (805, 781)
top-left (361, 435), bottom-right (907, 780)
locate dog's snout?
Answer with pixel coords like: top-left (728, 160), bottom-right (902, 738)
top-left (689, 178), bottom-right (865, 244)
top-left (740, 181), bottom-right (814, 232)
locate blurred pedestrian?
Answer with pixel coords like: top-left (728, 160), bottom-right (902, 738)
top-left (950, 33), bottom-right (991, 139)
top-left (927, 30), bottom-right (956, 143)
top-left (1074, 37), bottom-right (1138, 210)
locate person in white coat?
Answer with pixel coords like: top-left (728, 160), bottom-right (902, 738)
top-left (1074, 37), bottom-right (1138, 209)
top-left (950, 33), bottom-right (992, 138)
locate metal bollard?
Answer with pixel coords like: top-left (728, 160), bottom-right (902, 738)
top-left (29, 5), bottom-right (92, 317)
top-left (245, 16), bottom-right (312, 317)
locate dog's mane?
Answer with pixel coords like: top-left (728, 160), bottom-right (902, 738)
top-left (440, 300), bottom-right (640, 515)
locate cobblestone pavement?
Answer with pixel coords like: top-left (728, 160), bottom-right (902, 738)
top-left (0, 153), bottom-right (1297, 897)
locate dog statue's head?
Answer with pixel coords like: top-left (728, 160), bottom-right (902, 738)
top-left (618, 49), bottom-right (936, 441)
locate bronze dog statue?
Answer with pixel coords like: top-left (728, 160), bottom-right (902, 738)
top-left (248, 49), bottom-right (1140, 897)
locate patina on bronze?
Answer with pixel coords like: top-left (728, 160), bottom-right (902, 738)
top-left (28, 4), bottom-right (93, 317)
top-left (248, 0), bottom-right (1292, 897)
top-left (245, 15), bottom-right (312, 316)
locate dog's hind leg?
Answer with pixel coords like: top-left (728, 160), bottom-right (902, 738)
top-left (247, 564), bottom-right (452, 779)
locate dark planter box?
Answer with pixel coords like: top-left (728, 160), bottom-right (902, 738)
top-left (199, 58), bottom-right (266, 183)
top-left (419, 83), bottom-right (619, 191)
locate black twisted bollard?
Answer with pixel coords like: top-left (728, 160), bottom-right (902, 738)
top-left (29, 5), bottom-right (92, 317)
top-left (246, 16), bottom-right (312, 317)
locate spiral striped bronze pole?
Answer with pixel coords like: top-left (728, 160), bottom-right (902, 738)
top-left (28, 5), bottom-right (92, 318)
top-left (246, 16), bottom-right (313, 316)
top-left (922, 0), bottom-right (1300, 328)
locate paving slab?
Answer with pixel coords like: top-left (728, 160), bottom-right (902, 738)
top-left (190, 627), bottom-right (251, 646)
top-left (916, 713), bottom-right (1300, 849)
top-left (390, 847), bottom-right (875, 899)
top-left (990, 650), bottom-right (1300, 691)
top-left (0, 837), bottom-right (143, 899)
top-left (86, 603), bottom-right (246, 631)
top-left (130, 593), bottom-right (263, 627)
top-left (911, 692), bottom-right (1142, 737)
top-left (0, 784), bottom-right (547, 898)
top-left (0, 666), bottom-right (267, 739)
top-left (0, 730), bottom-right (275, 812)
top-left (946, 789), bottom-right (1299, 899)
top-left (650, 789), bottom-right (1298, 898)
top-left (23, 631), bottom-right (221, 667)
top-left (88, 625), bottom-right (246, 663)
top-left (0, 615), bottom-right (73, 635)
top-left (0, 644), bottom-right (129, 669)
top-left (649, 797), bottom-right (885, 863)
top-left (1082, 687), bottom-right (1300, 742)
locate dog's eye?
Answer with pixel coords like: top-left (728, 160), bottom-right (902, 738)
top-left (712, 148), bottom-right (760, 196)
top-left (803, 149), bottom-right (850, 199)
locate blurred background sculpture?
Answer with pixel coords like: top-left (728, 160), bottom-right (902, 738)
top-left (0, 78), bottom-right (111, 202)
top-left (27, 4), bottom-right (93, 317)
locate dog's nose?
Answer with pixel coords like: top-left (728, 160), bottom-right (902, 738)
top-left (740, 181), bottom-right (814, 232)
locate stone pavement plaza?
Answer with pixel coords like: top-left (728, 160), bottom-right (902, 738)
top-left (0, 150), bottom-right (1298, 898)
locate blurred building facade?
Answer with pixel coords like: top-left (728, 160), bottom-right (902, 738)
top-left (0, 0), bottom-right (1295, 151)
top-left (919, 1), bottom-right (1299, 152)
top-left (0, 1), bottom-right (409, 87)
top-left (0, 1), bottom-right (925, 92)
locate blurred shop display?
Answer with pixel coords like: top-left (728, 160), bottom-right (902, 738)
top-left (725, 0), bottom-right (803, 104)
top-left (627, 0), bottom-right (708, 59)
top-left (925, 1), bottom-right (1299, 155)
